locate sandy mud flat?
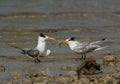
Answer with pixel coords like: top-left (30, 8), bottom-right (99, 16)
top-left (0, 54), bottom-right (120, 84)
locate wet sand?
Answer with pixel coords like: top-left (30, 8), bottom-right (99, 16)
top-left (2, 70), bottom-right (120, 84)
top-left (0, 54), bottom-right (120, 83)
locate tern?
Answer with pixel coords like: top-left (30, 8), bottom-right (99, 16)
top-left (59, 37), bottom-right (107, 60)
top-left (10, 33), bottom-right (55, 63)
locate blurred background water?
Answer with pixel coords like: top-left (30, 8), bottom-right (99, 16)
top-left (0, 0), bottom-right (120, 80)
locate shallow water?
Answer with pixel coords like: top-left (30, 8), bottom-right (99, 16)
top-left (0, 0), bottom-right (120, 81)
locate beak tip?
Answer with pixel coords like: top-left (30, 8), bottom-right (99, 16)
top-left (47, 37), bottom-right (55, 40)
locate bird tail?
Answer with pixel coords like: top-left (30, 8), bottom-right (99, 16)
top-left (8, 45), bottom-right (27, 55)
top-left (90, 37), bottom-right (107, 46)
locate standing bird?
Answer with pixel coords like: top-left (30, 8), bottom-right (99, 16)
top-left (59, 37), bottom-right (107, 60)
top-left (9, 33), bottom-right (55, 63)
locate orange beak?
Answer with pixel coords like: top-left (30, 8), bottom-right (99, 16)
top-left (47, 37), bottom-right (55, 40)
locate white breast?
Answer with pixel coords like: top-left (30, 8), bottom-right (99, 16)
top-left (68, 41), bottom-right (80, 50)
top-left (36, 42), bottom-right (46, 53)
top-left (36, 36), bottom-right (46, 53)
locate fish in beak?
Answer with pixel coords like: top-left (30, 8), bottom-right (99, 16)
top-left (58, 40), bottom-right (67, 48)
top-left (58, 40), bottom-right (67, 44)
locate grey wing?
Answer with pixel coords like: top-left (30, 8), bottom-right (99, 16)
top-left (27, 49), bottom-right (39, 58)
top-left (73, 48), bottom-right (84, 54)
top-left (90, 41), bottom-right (103, 46)
top-left (73, 43), bottom-right (99, 54)
top-left (84, 45), bottom-right (100, 53)
top-left (78, 42), bottom-right (89, 48)
top-left (73, 42), bottom-right (90, 54)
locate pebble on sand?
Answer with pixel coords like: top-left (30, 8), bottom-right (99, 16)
top-left (103, 54), bottom-right (117, 67)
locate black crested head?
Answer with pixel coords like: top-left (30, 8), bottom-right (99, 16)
top-left (39, 33), bottom-right (46, 38)
top-left (69, 37), bottom-right (75, 41)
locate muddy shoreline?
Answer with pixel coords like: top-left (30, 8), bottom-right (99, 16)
top-left (1, 70), bottom-right (120, 84)
top-left (0, 54), bottom-right (120, 84)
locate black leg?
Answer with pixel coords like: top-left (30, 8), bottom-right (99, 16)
top-left (37, 57), bottom-right (41, 62)
top-left (34, 57), bottom-right (41, 63)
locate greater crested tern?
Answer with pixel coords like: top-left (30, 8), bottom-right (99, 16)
top-left (59, 37), bottom-right (107, 60)
top-left (10, 33), bottom-right (55, 63)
